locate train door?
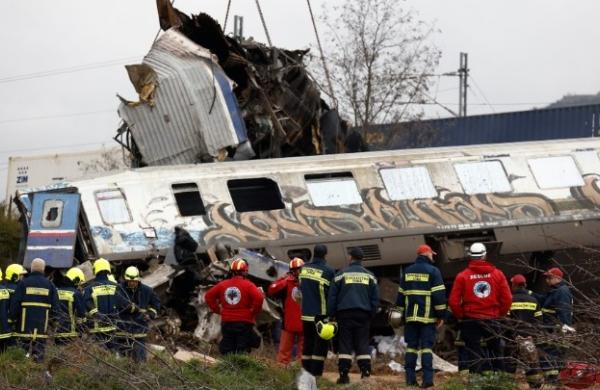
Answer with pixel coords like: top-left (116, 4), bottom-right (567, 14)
top-left (23, 192), bottom-right (80, 269)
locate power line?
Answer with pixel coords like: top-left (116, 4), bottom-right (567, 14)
top-left (0, 57), bottom-right (140, 84)
top-left (469, 75), bottom-right (496, 113)
top-left (0, 109), bottom-right (115, 125)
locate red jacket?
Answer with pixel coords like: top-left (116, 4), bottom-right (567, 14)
top-left (268, 274), bottom-right (302, 333)
top-left (448, 260), bottom-right (512, 320)
top-left (205, 276), bottom-right (264, 324)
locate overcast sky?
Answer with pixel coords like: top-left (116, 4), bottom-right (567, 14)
top-left (1, 0), bottom-right (599, 201)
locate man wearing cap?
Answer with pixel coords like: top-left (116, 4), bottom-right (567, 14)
top-left (505, 274), bottom-right (542, 388)
top-left (448, 242), bottom-right (512, 374)
top-left (9, 258), bottom-right (59, 362)
top-left (327, 247), bottom-right (379, 384)
top-left (396, 244), bottom-right (447, 388)
top-left (539, 267), bottom-right (573, 386)
top-left (298, 244), bottom-right (335, 377)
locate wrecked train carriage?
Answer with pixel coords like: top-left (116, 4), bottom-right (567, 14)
top-left (14, 137), bottom-right (600, 284)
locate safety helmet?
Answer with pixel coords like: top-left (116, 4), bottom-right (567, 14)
top-left (108, 274), bottom-right (117, 283)
top-left (468, 242), bottom-right (487, 259)
top-left (316, 320), bottom-right (338, 340)
top-left (6, 264), bottom-right (27, 282)
top-left (65, 267), bottom-right (86, 286)
top-left (230, 258), bottom-right (249, 272)
top-left (388, 307), bottom-right (403, 329)
top-left (0, 268), bottom-right (2, 281)
top-left (289, 257), bottom-right (305, 270)
top-left (124, 266), bottom-right (141, 281)
top-left (93, 258), bottom-right (111, 275)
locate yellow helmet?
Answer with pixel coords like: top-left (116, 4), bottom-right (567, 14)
top-left (6, 264), bottom-right (27, 282)
top-left (66, 267), bottom-right (86, 286)
top-left (316, 320), bottom-right (338, 340)
top-left (124, 266), bottom-right (141, 281)
top-left (108, 274), bottom-right (117, 283)
top-left (93, 258), bottom-right (111, 275)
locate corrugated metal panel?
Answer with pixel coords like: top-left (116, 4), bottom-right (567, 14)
top-left (119, 29), bottom-right (248, 166)
top-left (366, 104), bottom-right (600, 150)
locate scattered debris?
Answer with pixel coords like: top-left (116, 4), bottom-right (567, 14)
top-left (374, 335), bottom-right (458, 373)
top-left (296, 368), bottom-right (318, 390)
top-left (173, 348), bottom-right (219, 365)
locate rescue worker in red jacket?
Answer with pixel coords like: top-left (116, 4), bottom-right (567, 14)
top-left (205, 258), bottom-right (264, 355)
top-left (448, 242), bottom-right (512, 374)
top-left (268, 257), bottom-right (304, 365)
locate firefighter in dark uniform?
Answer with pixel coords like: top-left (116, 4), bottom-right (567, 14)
top-left (539, 267), bottom-right (573, 387)
top-left (505, 274), bottom-right (543, 389)
top-left (0, 269), bottom-right (12, 352)
top-left (118, 266), bottom-right (160, 362)
top-left (10, 258), bottom-right (59, 362)
top-left (54, 267), bottom-right (87, 344)
top-left (84, 258), bottom-right (128, 351)
top-left (327, 247), bottom-right (379, 385)
top-left (397, 244), bottom-right (447, 388)
top-left (298, 244), bottom-right (335, 377)
top-left (4, 263), bottom-right (27, 348)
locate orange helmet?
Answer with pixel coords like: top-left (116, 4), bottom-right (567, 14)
top-left (289, 257), bottom-right (305, 270)
top-left (231, 258), bottom-right (249, 272)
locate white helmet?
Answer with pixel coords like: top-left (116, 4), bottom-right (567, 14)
top-left (469, 242), bottom-right (487, 258)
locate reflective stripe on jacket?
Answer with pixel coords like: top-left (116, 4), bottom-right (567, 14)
top-left (9, 272), bottom-right (59, 339)
top-left (83, 273), bottom-right (128, 333)
top-left (55, 286), bottom-right (86, 338)
top-left (327, 262), bottom-right (379, 316)
top-left (298, 258), bottom-right (334, 321)
top-left (0, 284), bottom-right (11, 338)
top-left (396, 256), bottom-right (447, 323)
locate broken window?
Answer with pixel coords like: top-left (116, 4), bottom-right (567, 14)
top-left (305, 172), bottom-right (362, 207)
top-left (41, 199), bottom-right (64, 228)
top-left (380, 166), bottom-right (437, 200)
top-left (172, 183), bottom-right (206, 216)
top-left (95, 189), bottom-right (132, 224)
top-left (454, 160), bottom-right (512, 194)
top-left (227, 178), bottom-right (284, 212)
top-left (529, 156), bottom-right (584, 189)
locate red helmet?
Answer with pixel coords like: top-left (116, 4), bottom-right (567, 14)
top-left (231, 258), bottom-right (249, 272)
top-left (289, 257), bottom-right (305, 270)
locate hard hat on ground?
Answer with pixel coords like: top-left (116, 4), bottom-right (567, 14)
top-left (93, 258), bottom-right (111, 275)
top-left (316, 320), bottom-right (338, 340)
top-left (6, 264), bottom-right (27, 282)
top-left (231, 258), bottom-right (249, 272)
top-left (388, 307), bottom-right (403, 329)
top-left (289, 257), bottom-right (305, 270)
top-left (66, 267), bottom-right (86, 286)
top-left (468, 243), bottom-right (487, 259)
top-left (124, 266), bottom-right (141, 281)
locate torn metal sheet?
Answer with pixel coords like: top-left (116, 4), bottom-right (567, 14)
top-left (118, 29), bottom-right (251, 166)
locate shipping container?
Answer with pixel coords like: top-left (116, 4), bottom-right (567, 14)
top-left (365, 104), bottom-right (600, 150)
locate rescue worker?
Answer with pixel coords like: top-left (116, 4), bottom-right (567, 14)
top-left (268, 257), bottom-right (304, 365)
top-left (0, 269), bottom-right (12, 352)
top-left (205, 258), bottom-right (264, 355)
top-left (396, 244), bottom-right (447, 388)
top-left (448, 242), bottom-right (512, 374)
top-left (505, 274), bottom-right (542, 388)
top-left (327, 247), bottom-right (379, 384)
top-left (298, 244), bottom-right (335, 377)
top-left (54, 267), bottom-right (87, 344)
top-left (10, 258), bottom-right (59, 362)
top-left (539, 267), bottom-right (573, 387)
top-left (84, 258), bottom-right (127, 350)
top-left (4, 264), bottom-right (27, 349)
top-left (118, 266), bottom-right (160, 362)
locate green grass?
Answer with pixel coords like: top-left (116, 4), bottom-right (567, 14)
top-left (441, 372), bottom-right (521, 390)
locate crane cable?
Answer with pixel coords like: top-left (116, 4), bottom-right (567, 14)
top-left (254, 0), bottom-right (273, 46)
top-left (306, 0), bottom-right (337, 109)
top-left (223, 0), bottom-right (232, 33)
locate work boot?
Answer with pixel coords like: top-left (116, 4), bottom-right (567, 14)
top-left (336, 374), bottom-right (350, 385)
top-left (361, 370), bottom-right (371, 379)
top-left (421, 383), bottom-right (434, 388)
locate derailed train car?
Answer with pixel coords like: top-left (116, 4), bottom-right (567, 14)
top-left (13, 137), bottom-right (600, 284)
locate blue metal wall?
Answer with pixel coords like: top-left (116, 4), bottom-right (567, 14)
top-left (366, 104), bottom-right (600, 150)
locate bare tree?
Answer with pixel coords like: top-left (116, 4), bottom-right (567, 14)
top-left (314, 0), bottom-right (441, 131)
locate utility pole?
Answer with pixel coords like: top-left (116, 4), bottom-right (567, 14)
top-left (458, 52), bottom-right (469, 117)
top-left (233, 15), bottom-right (244, 41)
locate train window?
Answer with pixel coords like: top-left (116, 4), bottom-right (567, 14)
top-left (305, 173), bottom-right (362, 207)
top-left (172, 183), bottom-right (206, 216)
top-left (529, 156), bottom-right (584, 189)
top-left (380, 166), bottom-right (437, 200)
top-left (454, 161), bottom-right (512, 194)
top-left (287, 248), bottom-right (312, 262)
top-left (41, 199), bottom-right (64, 228)
top-left (95, 189), bottom-right (132, 224)
top-left (227, 178), bottom-right (285, 212)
